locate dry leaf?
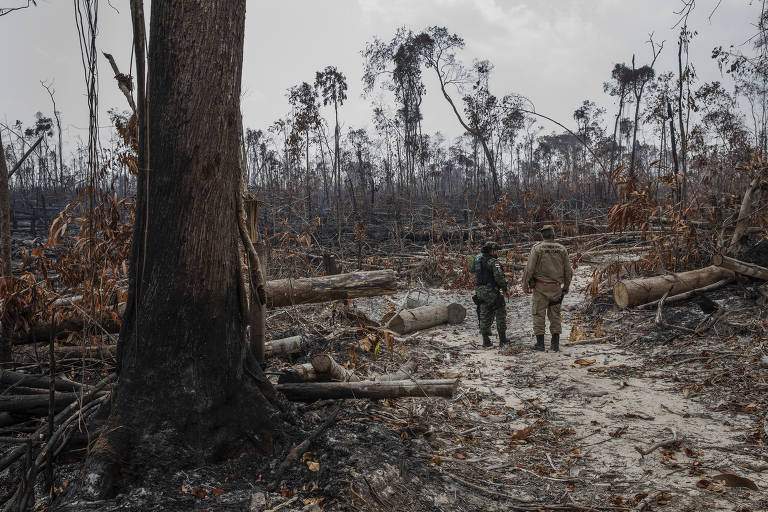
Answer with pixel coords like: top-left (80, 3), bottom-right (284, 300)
top-left (306, 461), bottom-right (320, 472)
top-left (711, 473), bottom-right (759, 491)
top-left (572, 358), bottom-right (597, 368)
top-left (509, 424), bottom-right (535, 440)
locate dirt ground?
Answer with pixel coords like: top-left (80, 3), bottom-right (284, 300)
top-left (30, 263), bottom-right (768, 511)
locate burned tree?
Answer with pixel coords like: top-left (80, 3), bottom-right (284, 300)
top-left (83, 0), bottom-right (291, 497)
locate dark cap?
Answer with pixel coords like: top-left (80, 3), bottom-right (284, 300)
top-left (482, 240), bottom-right (499, 251)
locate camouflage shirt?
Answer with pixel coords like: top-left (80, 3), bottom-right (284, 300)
top-left (474, 254), bottom-right (507, 290)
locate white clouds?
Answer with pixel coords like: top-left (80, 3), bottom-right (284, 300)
top-left (1, 0), bottom-right (760, 148)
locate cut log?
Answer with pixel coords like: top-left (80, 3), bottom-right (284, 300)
top-left (311, 354), bottom-right (359, 382)
top-left (277, 363), bottom-right (317, 384)
top-left (638, 278), bottom-right (734, 309)
top-left (265, 270), bottom-right (396, 308)
top-left (713, 254), bottom-right (768, 280)
top-left (614, 266), bottom-right (735, 309)
top-left (264, 335), bottom-right (306, 358)
top-left (0, 370), bottom-right (82, 392)
top-left (387, 303), bottom-right (467, 335)
top-left (375, 360), bottom-right (417, 381)
top-left (276, 379), bottom-right (458, 401)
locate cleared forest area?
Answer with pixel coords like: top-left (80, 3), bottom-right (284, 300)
top-left (0, 1), bottom-right (767, 511)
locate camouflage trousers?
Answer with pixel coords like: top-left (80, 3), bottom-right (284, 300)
top-left (476, 285), bottom-right (506, 335)
top-left (532, 282), bottom-right (562, 335)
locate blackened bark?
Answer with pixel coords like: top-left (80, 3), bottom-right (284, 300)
top-left (84, 0), bottom-right (291, 497)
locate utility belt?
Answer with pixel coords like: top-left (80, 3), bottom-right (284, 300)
top-left (536, 280), bottom-right (558, 285)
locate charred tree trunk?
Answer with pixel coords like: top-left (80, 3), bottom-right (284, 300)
top-left (0, 130), bottom-right (11, 278)
top-left (83, 0), bottom-right (291, 499)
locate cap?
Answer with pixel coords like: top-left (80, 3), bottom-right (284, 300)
top-left (539, 225), bottom-right (555, 233)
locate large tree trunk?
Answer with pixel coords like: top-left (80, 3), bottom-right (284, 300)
top-left (0, 131), bottom-right (11, 363)
top-left (84, 0), bottom-right (290, 498)
top-left (265, 269), bottom-right (396, 308)
top-left (0, 131), bottom-right (10, 278)
top-left (614, 265), bottom-right (734, 308)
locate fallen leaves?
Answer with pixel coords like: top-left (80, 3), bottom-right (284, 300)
top-left (572, 358), bottom-right (597, 368)
top-left (710, 473), bottom-right (759, 491)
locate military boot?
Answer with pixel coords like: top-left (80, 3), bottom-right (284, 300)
top-left (498, 329), bottom-right (508, 346)
top-left (551, 333), bottom-right (560, 352)
top-left (531, 334), bottom-right (545, 351)
top-left (482, 333), bottom-right (492, 348)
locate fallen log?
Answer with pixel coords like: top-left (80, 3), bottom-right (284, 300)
top-left (277, 363), bottom-right (317, 384)
top-left (0, 393), bottom-right (82, 413)
top-left (375, 360), bottom-right (417, 381)
top-left (713, 254), bottom-right (768, 280)
top-left (276, 378), bottom-right (458, 401)
top-left (264, 335), bottom-right (307, 358)
top-left (387, 303), bottom-right (466, 335)
top-left (311, 354), bottom-right (359, 382)
top-left (265, 270), bottom-right (396, 308)
top-left (10, 316), bottom-right (121, 346)
top-left (0, 370), bottom-right (82, 392)
top-left (614, 266), bottom-right (735, 309)
top-left (638, 278), bottom-right (734, 309)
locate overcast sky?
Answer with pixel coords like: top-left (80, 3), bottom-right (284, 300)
top-left (0, 0), bottom-right (760, 151)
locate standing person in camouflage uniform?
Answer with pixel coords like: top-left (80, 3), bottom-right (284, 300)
top-left (471, 241), bottom-right (508, 348)
top-left (522, 225), bottom-right (572, 352)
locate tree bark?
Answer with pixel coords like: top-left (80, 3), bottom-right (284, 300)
top-left (276, 379), bottom-right (458, 401)
top-left (265, 269), bottom-right (396, 308)
top-left (714, 254), bottom-right (768, 280)
top-left (83, 1), bottom-right (290, 499)
top-left (387, 303), bottom-right (466, 335)
top-left (614, 265), bottom-right (734, 308)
